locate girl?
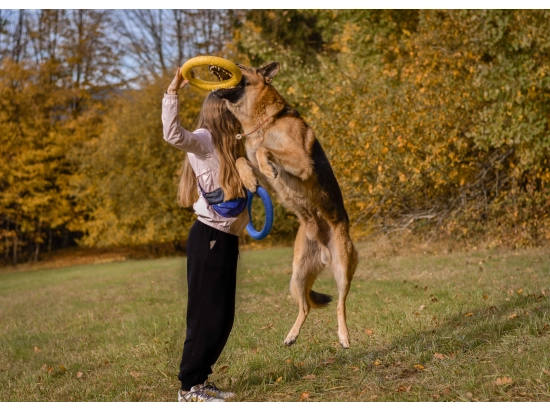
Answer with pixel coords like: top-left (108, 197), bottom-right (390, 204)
top-left (162, 68), bottom-right (248, 402)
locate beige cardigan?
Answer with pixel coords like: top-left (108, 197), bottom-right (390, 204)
top-left (162, 94), bottom-right (249, 236)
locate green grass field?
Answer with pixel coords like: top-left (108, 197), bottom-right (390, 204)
top-left (1, 242), bottom-right (549, 402)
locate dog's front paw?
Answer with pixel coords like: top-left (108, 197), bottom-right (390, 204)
top-left (242, 175), bottom-right (258, 193)
top-left (260, 161), bottom-right (278, 180)
top-left (236, 157), bottom-right (257, 193)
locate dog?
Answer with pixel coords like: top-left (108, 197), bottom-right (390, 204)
top-left (212, 62), bottom-right (358, 348)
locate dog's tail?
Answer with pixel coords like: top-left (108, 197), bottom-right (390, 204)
top-left (309, 290), bottom-right (333, 308)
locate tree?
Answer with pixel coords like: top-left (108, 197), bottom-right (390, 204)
top-left (0, 10), bottom-right (123, 263)
top-left (237, 10), bottom-right (550, 247)
top-left (74, 76), bottom-right (203, 248)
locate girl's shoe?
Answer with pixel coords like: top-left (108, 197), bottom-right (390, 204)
top-left (202, 381), bottom-right (235, 400)
top-left (178, 386), bottom-right (224, 402)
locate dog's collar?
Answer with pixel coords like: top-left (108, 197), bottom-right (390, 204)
top-left (236, 114), bottom-right (275, 140)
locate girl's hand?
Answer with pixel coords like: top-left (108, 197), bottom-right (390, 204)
top-left (167, 68), bottom-right (190, 95)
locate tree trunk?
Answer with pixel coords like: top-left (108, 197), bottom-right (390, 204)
top-left (34, 223), bottom-right (41, 262)
top-left (12, 10), bottom-right (25, 63)
top-left (13, 221), bottom-right (18, 265)
top-left (5, 217), bottom-right (9, 260)
top-left (48, 227), bottom-right (52, 252)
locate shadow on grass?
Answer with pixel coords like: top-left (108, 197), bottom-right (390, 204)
top-left (232, 293), bottom-right (549, 391)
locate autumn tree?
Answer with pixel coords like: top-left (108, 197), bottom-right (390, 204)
top-left (0, 10), bottom-right (123, 263)
top-left (237, 10), bottom-right (550, 247)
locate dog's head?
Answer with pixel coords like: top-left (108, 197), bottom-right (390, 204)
top-left (211, 62), bottom-right (280, 106)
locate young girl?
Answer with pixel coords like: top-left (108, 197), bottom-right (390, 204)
top-left (162, 68), bottom-right (248, 402)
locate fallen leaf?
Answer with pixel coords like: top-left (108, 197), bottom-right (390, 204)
top-left (286, 359), bottom-right (292, 363)
top-left (76, 371), bottom-right (83, 379)
top-left (300, 392), bottom-right (310, 401)
top-left (59, 365), bottom-right (66, 373)
top-left (276, 376), bottom-right (283, 383)
top-left (373, 360), bottom-right (381, 366)
top-left (443, 388), bottom-right (452, 395)
top-left (260, 323), bottom-right (274, 330)
top-left (370, 395), bottom-right (379, 400)
top-left (33, 346), bottom-right (41, 353)
top-left (302, 374), bottom-right (316, 380)
top-left (431, 297), bottom-right (438, 302)
top-left (434, 353), bottom-right (445, 360)
top-left (397, 385), bottom-right (411, 392)
top-left (129, 371), bottom-right (140, 378)
top-left (418, 305), bottom-right (426, 311)
top-left (517, 289), bottom-right (523, 294)
top-left (365, 329), bottom-right (373, 335)
top-left (483, 293), bottom-right (489, 300)
top-left (508, 313), bottom-right (517, 319)
top-left (495, 376), bottom-right (513, 386)
top-left (218, 365), bottom-right (228, 373)
top-left (414, 364), bottom-right (425, 370)
top-left (542, 369), bottom-right (550, 377)
top-left (321, 358), bottom-right (335, 365)
top-left (466, 392), bottom-right (473, 398)
top-left (465, 312), bottom-right (474, 317)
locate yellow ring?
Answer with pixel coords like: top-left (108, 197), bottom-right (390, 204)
top-left (181, 56), bottom-right (242, 91)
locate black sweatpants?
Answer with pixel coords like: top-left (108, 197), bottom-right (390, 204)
top-left (178, 220), bottom-right (239, 391)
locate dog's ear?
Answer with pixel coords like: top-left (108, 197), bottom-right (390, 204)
top-left (258, 62), bottom-right (280, 84)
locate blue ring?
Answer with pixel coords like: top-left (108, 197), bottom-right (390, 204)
top-left (246, 186), bottom-right (274, 240)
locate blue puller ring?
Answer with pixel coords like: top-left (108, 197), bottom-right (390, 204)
top-left (246, 186), bottom-right (273, 240)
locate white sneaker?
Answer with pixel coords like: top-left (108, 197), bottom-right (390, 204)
top-left (178, 385), bottom-right (224, 402)
top-left (202, 381), bottom-right (235, 400)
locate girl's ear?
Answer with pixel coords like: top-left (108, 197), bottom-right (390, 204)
top-left (258, 62), bottom-right (280, 84)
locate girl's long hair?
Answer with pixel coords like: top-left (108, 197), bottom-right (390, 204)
top-left (177, 93), bottom-right (245, 207)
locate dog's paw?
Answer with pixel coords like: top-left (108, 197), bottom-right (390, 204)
top-left (236, 158), bottom-right (257, 192)
top-left (338, 335), bottom-right (350, 349)
top-left (283, 337), bottom-right (297, 346)
top-left (260, 161), bottom-right (278, 180)
top-left (242, 176), bottom-right (258, 194)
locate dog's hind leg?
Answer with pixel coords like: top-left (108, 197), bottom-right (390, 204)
top-left (329, 224), bottom-right (358, 349)
top-left (284, 223), bottom-right (327, 346)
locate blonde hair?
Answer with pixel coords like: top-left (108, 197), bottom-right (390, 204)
top-left (177, 93), bottom-right (245, 207)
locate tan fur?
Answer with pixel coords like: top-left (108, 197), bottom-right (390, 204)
top-left (215, 62), bottom-right (358, 348)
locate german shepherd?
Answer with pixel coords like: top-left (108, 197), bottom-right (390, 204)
top-left (212, 62), bottom-right (358, 348)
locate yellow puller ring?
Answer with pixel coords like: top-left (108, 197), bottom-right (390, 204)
top-left (181, 56), bottom-right (242, 91)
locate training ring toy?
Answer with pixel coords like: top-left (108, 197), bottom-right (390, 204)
top-left (180, 56), bottom-right (242, 91)
top-left (246, 186), bottom-right (274, 241)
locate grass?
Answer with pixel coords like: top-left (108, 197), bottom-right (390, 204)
top-left (0, 241), bottom-right (549, 402)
